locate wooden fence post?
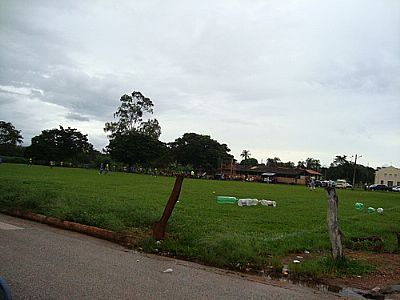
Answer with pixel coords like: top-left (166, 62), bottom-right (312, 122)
top-left (325, 186), bottom-right (343, 259)
top-left (152, 175), bottom-right (184, 241)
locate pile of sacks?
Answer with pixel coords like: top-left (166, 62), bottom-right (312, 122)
top-left (216, 196), bottom-right (277, 207)
top-left (238, 199), bottom-right (276, 207)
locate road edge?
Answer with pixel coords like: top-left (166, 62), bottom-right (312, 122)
top-left (1, 209), bottom-right (137, 247)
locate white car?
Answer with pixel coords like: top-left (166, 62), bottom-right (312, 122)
top-left (392, 186), bottom-right (400, 192)
top-left (335, 179), bottom-right (347, 188)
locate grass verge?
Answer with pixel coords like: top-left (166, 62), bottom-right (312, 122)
top-left (1, 163), bottom-right (399, 278)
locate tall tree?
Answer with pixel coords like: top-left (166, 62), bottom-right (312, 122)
top-left (0, 121), bottom-right (24, 156)
top-left (266, 157), bottom-right (281, 167)
top-left (104, 91), bottom-right (161, 139)
top-left (297, 161), bottom-right (306, 168)
top-left (331, 155), bottom-right (348, 167)
top-left (326, 155), bottom-right (374, 184)
top-left (26, 126), bottom-right (96, 162)
top-left (240, 150), bottom-right (251, 160)
top-left (104, 91), bottom-right (164, 166)
top-left (169, 133), bottom-right (233, 173)
top-left (305, 157), bottom-right (321, 171)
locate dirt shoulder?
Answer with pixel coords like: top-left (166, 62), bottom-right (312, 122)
top-left (323, 251), bottom-right (400, 291)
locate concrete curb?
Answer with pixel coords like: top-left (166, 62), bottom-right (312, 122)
top-left (2, 210), bottom-right (138, 247)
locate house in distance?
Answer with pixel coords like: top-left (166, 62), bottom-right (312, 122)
top-left (218, 163), bottom-right (322, 185)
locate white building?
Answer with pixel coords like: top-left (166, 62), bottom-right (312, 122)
top-left (375, 166), bottom-right (400, 187)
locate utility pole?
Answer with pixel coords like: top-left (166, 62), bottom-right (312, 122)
top-left (352, 154), bottom-right (362, 188)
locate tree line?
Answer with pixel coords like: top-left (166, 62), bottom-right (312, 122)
top-left (0, 92), bottom-right (232, 173)
top-left (0, 91), bottom-right (376, 182)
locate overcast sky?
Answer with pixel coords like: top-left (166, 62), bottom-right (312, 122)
top-left (1, 0), bottom-right (399, 168)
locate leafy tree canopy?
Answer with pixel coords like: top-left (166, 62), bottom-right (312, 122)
top-left (240, 158), bottom-right (258, 166)
top-left (295, 158), bottom-right (321, 170)
top-left (106, 131), bottom-right (167, 167)
top-left (104, 91), bottom-right (161, 139)
top-left (0, 121), bottom-right (23, 145)
top-left (240, 150), bottom-right (251, 160)
top-left (266, 157), bottom-right (281, 167)
top-left (281, 161), bottom-right (295, 168)
top-left (0, 121), bottom-right (24, 156)
top-left (305, 157), bottom-right (321, 171)
top-left (265, 157), bottom-right (295, 168)
top-left (169, 133), bottom-right (233, 173)
top-left (26, 126), bottom-right (96, 162)
top-left (331, 155), bottom-right (349, 167)
top-left (326, 155), bottom-right (374, 184)
top-left (297, 161), bottom-right (306, 168)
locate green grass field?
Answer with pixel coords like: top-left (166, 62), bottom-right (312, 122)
top-left (1, 163), bottom-right (399, 275)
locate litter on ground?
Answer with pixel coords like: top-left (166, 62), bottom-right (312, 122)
top-left (163, 268), bottom-right (173, 273)
top-left (293, 260), bottom-right (301, 264)
top-left (216, 196), bottom-right (277, 207)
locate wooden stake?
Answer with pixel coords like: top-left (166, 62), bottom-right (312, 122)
top-left (152, 175), bottom-right (184, 240)
top-left (325, 187), bottom-right (343, 259)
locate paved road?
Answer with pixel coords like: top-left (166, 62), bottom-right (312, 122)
top-left (0, 213), bottom-right (342, 299)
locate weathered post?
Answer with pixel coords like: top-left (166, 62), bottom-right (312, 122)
top-left (152, 175), bottom-right (184, 241)
top-left (325, 186), bottom-right (343, 259)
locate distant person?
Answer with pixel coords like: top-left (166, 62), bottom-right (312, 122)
top-left (309, 178), bottom-right (316, 191)
top-left (190, 170), bottom-right (195, 178)
top-left (50, 161), bottom-right (55, 168)
top-left (28, 158), bottom-right (33, 166)
top-left (104, 163), bottom-right (109, 174)
top-left (99, 162), bottom-right (104, 174)
top-left (364, 183), bottom-right (368, 191)
top-left (60, 161), bottom-right (63, 167)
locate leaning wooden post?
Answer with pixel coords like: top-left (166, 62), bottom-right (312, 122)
top-left (152, 175), bottom-right (184, 241)
top-left (325, 186), bottom-right (343, 259)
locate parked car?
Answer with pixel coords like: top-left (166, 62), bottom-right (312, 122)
top-left (335, 179), bottom-right (347, 189)
top-left (391, 186), bottom-right (400, 192)
top-left (345, 182), bottom-right (353, 189)
top-left (320, 180), bottom-right (336, 187)
top-left (368, 184), bottom-right (389, 191)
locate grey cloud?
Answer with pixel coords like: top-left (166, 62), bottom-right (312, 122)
top-left (0, 1), bottom-right (124, 122)
top-left (0, 0), bottom-right (399, 167)
top-left (65, 112), bottom-right (90, 122)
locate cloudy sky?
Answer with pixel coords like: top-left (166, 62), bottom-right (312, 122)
top-left (1, 0), bottom-right (399, 168)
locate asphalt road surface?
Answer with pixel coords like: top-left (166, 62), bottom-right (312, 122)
top-left (0, 213), bottom-right (342, 299)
